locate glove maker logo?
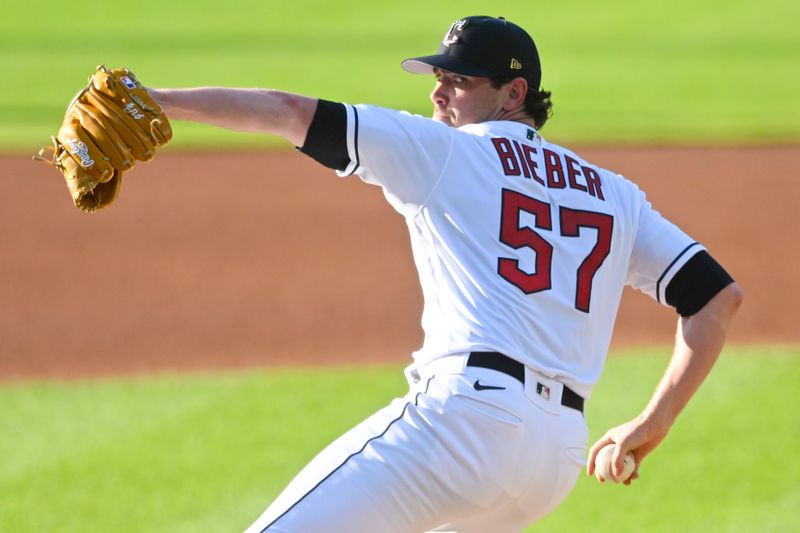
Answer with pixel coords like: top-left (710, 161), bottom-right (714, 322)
top-left (124, 102), bottom-right (145, 120)
top-left (67, 140), bottom-right (94, 167)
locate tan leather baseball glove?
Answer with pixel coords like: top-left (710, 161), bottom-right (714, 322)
top-left (34, 65), bottom-right (172, 212)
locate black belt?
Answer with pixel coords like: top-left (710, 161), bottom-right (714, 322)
top-left (467, 352), bottom-right (584, 413)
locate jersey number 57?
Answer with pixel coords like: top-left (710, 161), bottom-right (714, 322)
top-left (498, 188), bottom-right (614, 313)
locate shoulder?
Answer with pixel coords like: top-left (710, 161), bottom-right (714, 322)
top-left (351, 104), bottom-right (452, 135)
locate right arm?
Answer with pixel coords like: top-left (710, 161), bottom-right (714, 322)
top-left (148, 88), bottom-right (317, 147)
top-left (587, 281), bottom-right (743, 483)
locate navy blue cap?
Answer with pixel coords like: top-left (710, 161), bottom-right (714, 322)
top-left (402, 16), bottom-right (542, 90)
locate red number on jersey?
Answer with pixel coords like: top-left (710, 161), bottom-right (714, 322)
top-left (559, 207), bottom-right (614, 312)
top-left (498, 189), bottom-right (553, 294)
top-left (498, 189), bottom-right (614, 313)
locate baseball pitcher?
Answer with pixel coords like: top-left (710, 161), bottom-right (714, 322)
top-left (42, 15), bottom-right (742, 533)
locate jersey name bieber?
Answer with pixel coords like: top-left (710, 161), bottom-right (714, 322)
top-left (491, 137), bottom-right (605, 200)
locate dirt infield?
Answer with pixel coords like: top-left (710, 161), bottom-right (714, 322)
top-left (1, 146), bottom-right (797, 380)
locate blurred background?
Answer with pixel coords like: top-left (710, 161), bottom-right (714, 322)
top-left (1, 1), bottom-right (798, 532)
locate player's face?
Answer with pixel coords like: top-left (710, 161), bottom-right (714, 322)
top-left (430, 69), bottom-right (507, 127)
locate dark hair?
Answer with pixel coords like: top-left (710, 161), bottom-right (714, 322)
top-left (490, 76), bottom-right (553, 130)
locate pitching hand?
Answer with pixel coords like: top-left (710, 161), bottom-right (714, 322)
top-left (586, 414), bottom-right (669, 485)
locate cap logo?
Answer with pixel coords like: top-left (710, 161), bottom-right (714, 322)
top-left (442, 19), bottom-right (468, 46)
top-left (510, 58), bottom-right (523, 70)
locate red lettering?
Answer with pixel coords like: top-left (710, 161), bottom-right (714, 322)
top-left (493, 140), bottom-right (603, 202)
top-left (512, 141), bottom-right (531, 179)
top-left (522, 145), bottom-right (544, 186)
top-left (565, 156), bottom-right (588, 192)
top-left (491, 138), bottom-right (521, 176)
top-left (543, 149), bottom-right (566, 189)
top-left (582, 165), bottom-right (605, 200)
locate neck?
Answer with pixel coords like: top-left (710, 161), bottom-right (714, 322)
top-left (494, 107), bottom-right (535, 127)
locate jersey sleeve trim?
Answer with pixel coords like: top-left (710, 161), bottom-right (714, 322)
top-left (297, 100), bottom-right (350, 171)
top-left (665, 250), bottom-right (734, 316)
top-left (655, 242), bottom-right (703, 305)
top-left (337, 104), bottom-right (361, 177)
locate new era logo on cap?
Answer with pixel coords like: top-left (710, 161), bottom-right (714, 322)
top-left (510, 58), bottom-right (522, 70)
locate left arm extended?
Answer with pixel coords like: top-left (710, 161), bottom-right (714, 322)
top-left (149, 87), bottom-right (317, 147)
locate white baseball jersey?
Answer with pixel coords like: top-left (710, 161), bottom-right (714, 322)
top-left (337, 104), bottom-right (702, 399)
top-left (247, 103), bottom-right (710, 533)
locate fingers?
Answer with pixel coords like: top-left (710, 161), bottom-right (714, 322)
top-left (586, 435), bottom-right (615, 476)
top-left (586, 429), bottom-right (642, 484)
top-left (623, 469), bottom-right (640, 486)
top-left (610, 443), bottom-right (627, 479)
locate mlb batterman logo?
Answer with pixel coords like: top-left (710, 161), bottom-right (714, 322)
top-left (536, 382), bottom-right (551, 400)
top-left (121, 76), bottom-right (137, 90)
top-left (66, 139), bottom-right (94, 168)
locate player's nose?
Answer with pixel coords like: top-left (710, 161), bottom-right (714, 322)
top-left (430, 81), bottom-right (448, 106)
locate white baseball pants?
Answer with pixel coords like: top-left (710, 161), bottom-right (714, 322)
top-left (244, 354), bottom-right (587, 533)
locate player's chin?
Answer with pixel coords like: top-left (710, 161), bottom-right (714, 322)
top-left (432, 113), bottom-right (455, 127)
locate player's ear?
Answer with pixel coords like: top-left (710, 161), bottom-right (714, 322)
top-left (503, 77), bottom-right (528, 111)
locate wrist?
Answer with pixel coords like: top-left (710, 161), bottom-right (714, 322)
top-left (637, 406), bottom-right (674, 438)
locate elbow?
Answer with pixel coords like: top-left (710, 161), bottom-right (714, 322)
top-left (725, 282), bottom-right (744, 314)
top-left (265, 91), bottom-right (317, 146)
top-left (710, 282), bottom-right (744, 327)
top-left (715, 281), bottom-right (743, 341)
top-left (684, 281), bottom-right (743, 323)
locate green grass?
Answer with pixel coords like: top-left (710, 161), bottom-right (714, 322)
top-left (0, 346), bottom-right (797, 532)
top-left (533, 345), bottom-right (800, 532)
top-left (2, 0), bottom-right (798, 151)
top-left (0, 366), bottom-right (407, 531)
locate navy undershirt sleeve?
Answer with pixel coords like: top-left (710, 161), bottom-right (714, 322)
top-left (665, 250), bottom-right (734, 317)
top-left (298, 99), bottom-right (349, 171)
